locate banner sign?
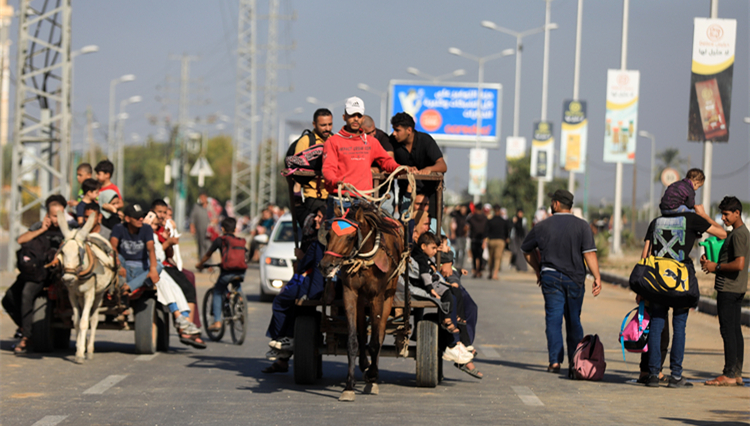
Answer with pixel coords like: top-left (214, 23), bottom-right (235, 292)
top-left (388, 80), bottom-right (502, 148)
top-left (468, 148), bottom-right (488, 196)
top-left (530, 121), bottom-right (554, 182)
top-left (688, 17), bottom-right (736, 142)
top-left (506, 136), bottom-right (526, 160)
top-left (603, 69), bottom-right (639, 164)
top-left (560, 100), bottom-right (587, 172)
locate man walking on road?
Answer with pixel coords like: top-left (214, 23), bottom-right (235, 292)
top-left (487, 204), bottom-right (510, 280)
top-left (189, 192), bottom-right (211, 261)
top-left (521, 189), bottom-right (602, 377)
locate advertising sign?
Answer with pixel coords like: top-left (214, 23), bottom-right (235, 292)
top-left (388, 80), bottom-right (502, 148)
top-left (506, 136), bottom-right (526, 160)
top-left (468, 148), bottom-right (488, 196)
top-left (559, 100), bottom-right (587, 172)
top-left (688, 18), bottom-right (736, 142)
top-left (603, 69), bottom-right (639, 164)
top-left (661, 167), bottom-right (680, 187)
top-left (530, 121), bottom-right (554, 182)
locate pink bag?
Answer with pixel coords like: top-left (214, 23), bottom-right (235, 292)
top-left (572, 334), bottom-right (606, 381)
top-left (619, 302), bottom-right (650, 361)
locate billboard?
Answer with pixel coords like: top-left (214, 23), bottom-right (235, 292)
top-left (468, 148), bottom-right (488, 196)
top-left (506, 136), bottom-right (526, 160)
top-left (530, 121), bottom-right (554, 182)
top-left (603, 69), bottom-right (639, 164)
top-left (388, 80), bottom-right (502, 148)
top-left (560, 100), bottom-right (587, 173)
top-left (688, 18), bottom-right (736, 142)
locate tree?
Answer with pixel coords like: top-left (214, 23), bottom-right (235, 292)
top-left (655, 148), bottom-right (688, 179)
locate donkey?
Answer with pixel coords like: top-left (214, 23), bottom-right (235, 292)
top-left (320, 203), bottom-right (406, 402)
top-left (56, 211), bottom-right (117, 363)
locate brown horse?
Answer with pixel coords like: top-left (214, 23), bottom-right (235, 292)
top-left (320, 202), bottom-right (405, 402)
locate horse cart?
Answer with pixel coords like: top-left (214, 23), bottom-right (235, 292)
top-left (32, 282), bottom-right (170, 355)
top-left (284, 169), bottom-right (446, 389)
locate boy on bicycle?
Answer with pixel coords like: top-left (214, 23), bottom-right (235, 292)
top-left (196, 217), bottom-right (247, 332)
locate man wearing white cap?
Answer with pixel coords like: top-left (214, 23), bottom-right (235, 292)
top-left (322, 97), bottom-right (414, 212)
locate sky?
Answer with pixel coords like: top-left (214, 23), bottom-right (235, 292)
top-left (8, 0), bottom-right (750, 208)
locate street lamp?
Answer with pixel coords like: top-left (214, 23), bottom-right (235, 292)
top-left (638, 130), bottom-right (656, 221)
top-left (449, 47), bottom-right (514, 204)
top-left (108, 74), bottom-right (136, 160)
top-left (115, 95), bottom-right (142, 192)
top-left (357, 83), bottom-right (387, 130)
top-left (406, 67), bottom-right (465, 82)
top-left (69, 44), bottom-right (99, 196)
top-left (481, 20), bottom-right (558, 137)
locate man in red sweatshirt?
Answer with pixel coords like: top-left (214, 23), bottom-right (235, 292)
top-left (322, 97), bottom-right (415, 210)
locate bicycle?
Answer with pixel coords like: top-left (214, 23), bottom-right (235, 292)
top-left (200, 264), bottom-right (247, 345)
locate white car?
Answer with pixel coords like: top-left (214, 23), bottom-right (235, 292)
top-left (257, 213), bottom-right (296, 300)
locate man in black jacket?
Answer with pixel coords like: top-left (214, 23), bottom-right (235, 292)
top-left (487, 204), bottom-right (510, 279)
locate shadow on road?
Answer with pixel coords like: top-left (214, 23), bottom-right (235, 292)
top-left (661, 416), bottom-right (750, 426)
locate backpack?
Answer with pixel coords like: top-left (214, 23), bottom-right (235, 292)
top-left (220, 235), bottom-right (248, 271)
top-left (618, 301), bottom-right (650, 361)
top-left (629, 255), bottom-right (700, 309)
top-left (572, 334), bottom-right (606, 381)
top-left (16, 237), bottom-right (52, 282)
top-left (283, 130), bottom-right (324, 188)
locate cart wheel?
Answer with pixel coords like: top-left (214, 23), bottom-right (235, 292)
top-left (53, 327), bottom-right (71, 349)
top-left (31, 295), bottom-right (54, 353)
top-left (134, 296), bottom-right (158, 354)
top-left (202, 288), bottom-right (225, 341)
top-left (156, 303), bottom-right (170, 352)
top-left (415, 319), bottom-right (438, 387)
top-left (293, 315), bottom-right (319, 385)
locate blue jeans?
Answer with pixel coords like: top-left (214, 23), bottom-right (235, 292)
top-left (648, 302), bottom-right (689, 378)
top-left (120, 256), bottom-right (162, 291)
top-left (213, 271), bottom-right (245, 322)
top-left (541, 271), bottom-right (585, 365)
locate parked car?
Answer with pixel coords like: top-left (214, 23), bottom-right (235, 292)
top-left (256, 213), bottom-right (296, 301)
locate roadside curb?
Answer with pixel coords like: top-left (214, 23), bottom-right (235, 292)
top-left (600, 271), bottom-right (750, 327)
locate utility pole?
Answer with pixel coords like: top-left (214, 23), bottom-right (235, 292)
top-left (702, 0), bottom-right (719, 216)
top-left (232, 0), bottom-right (259, 218)
top-left (170, 53), bottom-right (199, 232)
top-left (568, 0), bottom-right (583, 194)
top-left (8, 0), bottom-right (71, 271)
top-left (0, 0), bottom-right (12, 222)
top-left (537, 0), bottom-right (553, 209)
top-left (612, 0), bottom-right (629, 256)
top-left (86, 106), bottom-right (96, 165)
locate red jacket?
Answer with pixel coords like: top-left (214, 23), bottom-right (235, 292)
top-left (322, 127), bottom-right (400, 195)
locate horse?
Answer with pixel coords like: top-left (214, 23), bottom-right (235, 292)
top-left (320, 202), bottom-right (406, 402)
top-left (56, 211), bottom-right (117, 364)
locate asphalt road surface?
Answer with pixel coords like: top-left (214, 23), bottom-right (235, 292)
top-left (2, 267), bottom-right (748, 426)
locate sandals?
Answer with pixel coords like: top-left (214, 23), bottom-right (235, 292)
top-left (441, 319), bottom-right (459, 334)
top-left (455, 362), bottom-right (483, 379)
top-left (13, 337), bottom-right (29, 355)
top-left (261, 362), bottom-right (289, 374)
top-left (179, 333), bottom-right (207, 349)
top-left (547, 363), bottom-right (561, 373)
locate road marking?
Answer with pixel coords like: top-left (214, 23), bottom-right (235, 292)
top-left (478, 345), bottom-right (500, 359)
top-left (83, 375), bottom-right (127, 395)
top-left (31, 416), bottom-right (68, 426)
top-left (134, 353), bottom-right (159, 361)
top-left (511, 386), bottom-right (544, 406)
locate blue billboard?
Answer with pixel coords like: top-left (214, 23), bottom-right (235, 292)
top-left (388, 80), bottom-right (502, 148)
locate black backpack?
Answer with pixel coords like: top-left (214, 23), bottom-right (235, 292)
top-left (16, 237), bottom-right (53, 282)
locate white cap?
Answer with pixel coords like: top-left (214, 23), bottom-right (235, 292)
top-left (344, 96), bottom-right (365, 115)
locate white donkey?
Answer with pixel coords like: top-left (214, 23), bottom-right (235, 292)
top-left (56, 211), bottom-right (117, 363)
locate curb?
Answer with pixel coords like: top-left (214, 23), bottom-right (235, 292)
top-left (600, 271), bottom-right (750, 327)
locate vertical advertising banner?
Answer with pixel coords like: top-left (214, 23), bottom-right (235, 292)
top-left (468, 148), bottom-right (488, 196)
top-left (688, 18), bottom-right (736, 142)
top-left (505, 136), bottom-right (526, 160)
top-left (603, 69), bottom-right (639, 164)
top-left (559, 100), bottom-right (588, 172)
top-left (530, 121), bottom-right (554, 182)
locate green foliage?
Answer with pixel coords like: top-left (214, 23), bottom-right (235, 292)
top-left (655, 148), bottom-right (688, 180)
top-left (595, 230), bottom-right (610, 260)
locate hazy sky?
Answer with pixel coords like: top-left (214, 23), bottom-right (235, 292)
top-left (9, 0), bottom-right (749, 207)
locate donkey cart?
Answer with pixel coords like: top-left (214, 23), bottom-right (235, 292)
top-left (285, 169), bottom-right (446, 389)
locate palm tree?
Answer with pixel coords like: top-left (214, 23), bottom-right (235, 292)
top-left (655, 148), bottom-right (688, 181)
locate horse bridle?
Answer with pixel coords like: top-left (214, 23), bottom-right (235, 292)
top-left (57, 233), bottom-right (96, 281)
top-left (325, 217), bottom-right (380, 261)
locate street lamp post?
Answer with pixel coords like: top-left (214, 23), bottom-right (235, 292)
top-left (68, 44), bottom-right (98, 199)
top-left (108, 74), bottom-right (135, 160)
top-left (406, 67), bottom-right (466, 83)
top-left (449, 47), bottom-right (515, 204)
top-left (357, 83), bottom-right (387, 130)
top-left (115, 95), bottom-right (142, 194)
top-left (276, 107), bottom-right (304, 200)
top-left (638, 130), bottom-right (656, 221)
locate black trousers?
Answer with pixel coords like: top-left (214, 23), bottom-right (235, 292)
top-left (1, 278), bottom-right (24, 328)
top-left (640, 306), bottom-right (670, 373)
top-left (21, 280), bottom-right (46, 338)
top-left (717, 291), bottom-right (745, 378)
top-left (470, 241), bottom-right (483, 271)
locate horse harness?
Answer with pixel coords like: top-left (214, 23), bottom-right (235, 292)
top-left (54, 232), bottom-right (115, 285)
top-left (326, 216), bottom-right (404, 281)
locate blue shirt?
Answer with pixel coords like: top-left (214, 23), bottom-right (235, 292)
top-left (112, 223), bottom-right (154, 263)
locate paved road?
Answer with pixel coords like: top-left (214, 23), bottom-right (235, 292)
top-left (1, 267), bottom-right (748, 425)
